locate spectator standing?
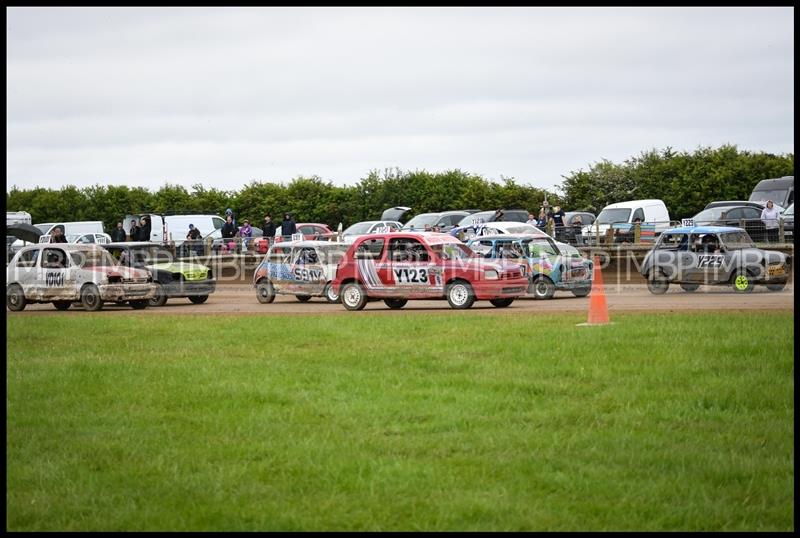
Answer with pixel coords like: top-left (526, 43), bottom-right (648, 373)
top-left (221, 215), bottom-right (237, 239)
top-left (526, 212), bottom-right (538, 226)
top-left (51, 226), bottom-right (68, 243)
top-left (110, 221), bottom-right (126, 242)
top-left (128, 219), bottom-right (139, 241)
top-left (186, 223), bottom-right (202, 256)
top-left (760, 200), bottom-right (781, 243)
top-left (281, 212), bottom-right (297, 240)
top-left (239, 219), bottom-right (253, 250)
top-left (225, 208), bottom-right (236, 228)
top-left (136, 216), bottom-right (151, 242)
top-left (572, 215), bottom-right (583, 245)
top-left (551, 205), bottom-right (566, 240)
top-left (536, 208), bottom-right (548, 228)
top-left (262, 214), bottom-right (276, 239)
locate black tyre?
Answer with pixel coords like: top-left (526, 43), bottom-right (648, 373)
top-left (571, 286), bottom-right (591, 298)
top-left (529, 277), bottom-right (556, 300)
top-left (766, 281), bottom-right (787, 292)
top-left (188, 295), bottom-right (209, 304)
top-left (446, 280), bottom-right (475, 309)
top-left (323, 282), bottom-right (340, 304)
top-left (731, 270), bottom-right (754, 293)
top-left (489, 298), bottom-right (514, 308)
top-left (149, 283), bottom-right (168, 307)
top-left (130, 300), bottom-right (148, 310)
top-left (255, 279), bottom-right (275, 304)
top-left (341, 282), bottom-right (367, 311)
top-left (680, 283), bottom-right (700, 293)
top-left (646, 270), bottom-right (670, 295)
top-left (384, 298), bottom-right (408, 309)
top-left (296, 294), bottom-right (312, 303)
top-left (53, 301), bottom-right (71, 311)
top-left (80, 284), bottom-right (104, 311)
top-left (7, 285), bottom-right (27, 311)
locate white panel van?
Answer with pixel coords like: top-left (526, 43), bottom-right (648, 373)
top-left (124, 214), bottom-right (226, 245)
top-left (582, 199), bottom-right (671, 238)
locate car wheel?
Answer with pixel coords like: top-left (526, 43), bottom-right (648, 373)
top-left (7, 284), bottom-right (26, 312)
top-left (296, 295), bottom-right (312, 303)
top-left (255, 279), bottom-right (275, 304)
top-left (130, 300), bottom-right (148, 310)
top-left (732, 270), bottom-right (754, 293)
top-left (529, 277), bottom-right (556, 300)
top-left (188, 295), bottom-right (208, 304)
top-left (646, 270), bottom-right (670, 295)
top-left (384, 298), bottom-right (408, 309)
top-left (489, 298), bottom-right (514, 308)
top-left (680, 283), bottom-right (700, 293)
top-left (149, 283), bottom-right (168, 307)
top-left (766, 281), bottom-right (787, 292)
top-left (323, 282), bottom-right (340, 303)
top-left (80, 284), bottom-right (104, 311)
top-left (53, 301), bottom-right (71, 311)
top-left (571, 286), bottom-right (591, 298)
top-left (341, 282), bottom-right (367, 311)
top-left (446, 280), bottom-right (475, 309)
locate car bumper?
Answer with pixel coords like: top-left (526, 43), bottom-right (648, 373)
top-left (473, 278), bottom-right (529, 299)
top-left (99, 283), bottom-right (156, 301)
top-left (165, 279), bottom-right (216, 297)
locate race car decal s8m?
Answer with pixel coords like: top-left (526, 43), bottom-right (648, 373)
top-left (697, 255), bottom-right (724, 268)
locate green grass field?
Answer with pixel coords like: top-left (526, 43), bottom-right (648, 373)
top-left (6, 312), bottom-right (794, 531)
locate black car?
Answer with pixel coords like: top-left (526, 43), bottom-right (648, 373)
top-left (558, 211), bottom-right (596, 244)
top-left (690, 205), bottom-right (769, 242)
top-left (102, 242), bottom-right (216, 306)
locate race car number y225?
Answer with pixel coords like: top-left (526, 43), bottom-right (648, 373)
top-left (394, 268), bottom-right (428, 283)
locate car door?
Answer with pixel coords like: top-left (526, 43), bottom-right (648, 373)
top-left (266, 246), bottom-right (293, 293)
top-left (36, 247), bottom-right (75, 301)
top-left (687, 233), bottom-right (726, 283)
top-left (10, 248), bottom-right (40, 298)
top-left (289, 246), bottom-right (326, 295)
top-left (379, 237), bottom-right (439, 298)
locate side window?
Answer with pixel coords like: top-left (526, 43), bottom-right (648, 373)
top-left (632, 208), bottom-right (645, 222)
top-left (497, 241), bottom-right (523, 259)
top-left (42, 248), bottom-right (68, 269)
top-left (388, 238), bottom-right (430, 262)
top-left (742, 208), bottom-right (760, 219)
top-left (355, 238), bottom-right (385, 260)
top-left (294, 248), bottom-right (319, 265)
top-left (213, 217), bottom-right (225, 230)
top-left (16, 249), bottom-right (40, 268)
top-left (724, 209), bottom-right (742, 219)
top-left (658, 233), bottom-right (687, 250)
top-left (298, 225), bottom-right (314, 235)
top-left (268, 247), bottom-right (291, 264)
top-left (77, 234), bottom-right (94, 244)
top-left (386, 222), bottom-right (401, 231)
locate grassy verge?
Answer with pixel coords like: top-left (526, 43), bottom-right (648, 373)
top-left (6, 312), bottom-right (794, 531)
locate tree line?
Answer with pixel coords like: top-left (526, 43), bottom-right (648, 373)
top-left (6, 145), bottom-right (793, 233)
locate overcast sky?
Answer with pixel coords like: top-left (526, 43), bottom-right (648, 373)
top-left (6, 6), bottom-right (794, 194)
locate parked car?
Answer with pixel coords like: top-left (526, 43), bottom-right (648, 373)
top-left (125, 214), bottom-right (227, 245)
top-left (456, 209), bottom-right (529, 228)
top-left (341, 220), bottom-right (403, 244)
top-left (558, 211), bottom-right (596, 244)
top-left (11, 220), bottom-right (105, 253)
top-left (274, 223), bottom-right (335, 243)
top-left (640, 226), bottom-right (791, 294)
top-left (703, 200), bottom-right (784, 212)
top-left (401, 211), bottom-right (470, 233)
top-left (101, 242), bottom-right (216, 306)
top-left (451, 221), bottom-right (547, 241)
top-left (782, 203), bottom-right (793, 242)
top-left (749, 175), bottom-right (794, 208)
top-left (467, 234), bottom-right (593, 299)
top-left (582, 199), bottom-right (670, 244)
top-left (253, 241), bottom-right (349, 304)
top-left (6, 243), bottom-right (155, 311)
top-left (380, 206), bottom-right (413, 223)
top-left (690, 205), bottom-right (768, 242)
top-left (38, 232), bottom-right (112, 245)
top-left (332, 232), bottom-right (529, 310)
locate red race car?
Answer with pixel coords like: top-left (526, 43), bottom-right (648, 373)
top-left (332, 232), bottom-right (529, 310)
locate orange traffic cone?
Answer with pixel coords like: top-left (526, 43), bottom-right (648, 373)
top-left (579, 255), bottom-right (610, 326)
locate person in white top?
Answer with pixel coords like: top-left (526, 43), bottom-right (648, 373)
top-left (760, 200), bottom-right (781, 243)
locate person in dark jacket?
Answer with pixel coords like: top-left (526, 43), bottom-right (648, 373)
top-left (136, 216), bottom-right (151, 242)
top-left (262, 214), bottom-right (276, 239)
top-left (221, 215), bottom-right (237, 239)
top-left (128, 219), bottom-right (139, 241)
top-left (50, 226), bottom-right (68, 243)
top-left (281, 213), bottom-right (297, 240)
top-left (110, 221), bottom-right (126, 243)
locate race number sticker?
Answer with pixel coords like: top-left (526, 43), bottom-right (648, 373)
top-left (292, 266), bottom-right (324, 282)
top-left (393, 267), bottom-right (429, 284)
top-left (697, 255), bottom-right (724, 268)
top-left (45, 271), bottom-right (65, 286)
top-left (681, 218), bottom-right (694, 227)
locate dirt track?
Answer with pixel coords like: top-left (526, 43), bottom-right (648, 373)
top-left (12, 281), bottom-right (795, 316)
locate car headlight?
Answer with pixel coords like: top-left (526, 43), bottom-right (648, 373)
top-left (485, 269), bottom-right (499, 280)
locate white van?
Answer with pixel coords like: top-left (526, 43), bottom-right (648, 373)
top-left (12, 221), bottom-right (105, 251)
top-left (7, 211), bottom-right (32, 226)
top-left (124, 214), bottom-right (226, 245)
top-left (582, 199), bottom-right (671, 239)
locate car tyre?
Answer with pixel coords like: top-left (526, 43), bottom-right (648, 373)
top-left (646, 270), bottom-right (670, 295)
top-left (323, 282), bottom-right (340, 303)
top-left (489, 298), bottom-right (514, 308)
top-left (7, 284), bottom-right (27, 311)
top-left (149, 283), bottom-right (168, 307)
top-left (680, 283), bottom-right (700, 293)
top-left (80, 284), bottom-right (104, 311)
top-left (296, 294), bottom-right (312, 303)
top-left (571, 286), bottom-right (591, 297)
top-left (341, 282), bottom-right (367, 311)
top-left (766, 281), bottom-right (787, 292)
top-left (188, 295), bottom-right (209, 304)
top-left (446, 280), bottom-right (475, 309)
top-left (529, 277), bottom-right (556, 300)
top-left (53, 301), bottom-right (71, 311)
top-left (384, 298), bottom-right (408, 309)
top-left (255, 279), bottom-right (275, 304)
top-left (732, 270), bottom-right (754, 293)
top-left (130, 300), bottom-right (148, 310)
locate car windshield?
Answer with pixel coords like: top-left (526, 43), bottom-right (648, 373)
top-left (403, 213), bottom-right (440, 230)
top-left (457, 211), bottom-right (494, 227)
top-left (521, 237), bottom-right (558, 257)
top-left (69, 249), bottom-right (116, 268)
top-left (783, 203), bottom-right (794, 216)
top-left (692, 207), bottom-right (728, 222)
top-left (343, 222), bottom-right (375, 235)
top-left (750, 190), bottom-right (789, 205)
top-left (559, 244), bottom-right (583, 259)
top-left (595, 208), bottom-right (631, 224)
top-left (130, 247), bottom-right (173, 265)
top-left (431, 243), bottom-right (475, 261)
top-left (502, 224), bottom-right (541, 235)
top-left (720, 231), bottom-right (755, 249)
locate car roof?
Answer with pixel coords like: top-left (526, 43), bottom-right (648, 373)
top-left (467, 233), bottom-right (552, 242)
top-left (352, 232), bottom-right (460, 244)
top-left (103, 241), bottom-right (165, 248)
top-left (272, 240), bottom-right (347, 248)
top-left (666, 226), bottom-right (744, 234)
top-left (22, 243), bottom-right (104, 251)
